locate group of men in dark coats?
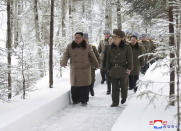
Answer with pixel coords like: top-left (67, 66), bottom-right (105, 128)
top-left (61, 29), bottom-right (155, 107)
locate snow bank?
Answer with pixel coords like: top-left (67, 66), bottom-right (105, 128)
top-left (0, 69), bottom-right (71, 131)
top-left (0, 68), bottom-right (101, 131)
top-left (112, 60), bottom-right (177, 131)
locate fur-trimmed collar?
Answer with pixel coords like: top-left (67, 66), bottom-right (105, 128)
top-left (130, 42), bottom-right (139, 49)
top-left (71, 40), bottom-right (87, 49)
top-left (111, 40), bottom-right (125, 48)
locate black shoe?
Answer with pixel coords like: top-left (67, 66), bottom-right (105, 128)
top-left (90, 89), bottom-right (94, 96)
top-left (81, 102), bottom-right (87, 106)
top-left (129, 87), bottom-right (133, 90)
top-left (73, 101), bottom-right (79, 104)
top-left (134, 87), bottom-right (138, 93)
top-left (121, 99), bottom-right (126, 104)
top-left (101, 80), bottom-right (105, 84)
top-left (110, 104), bottom-right (118, 107)
top-left (106, 91), bottom-right (111, 95)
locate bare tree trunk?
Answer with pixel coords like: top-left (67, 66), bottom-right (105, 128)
top-left (176, 8), bottom-right (181, 131)
top-left (49, 0), bottom-right (54, 88)
top-left (14, 0), bottom-right (22, 48)
top-left (105, 0), bottom-right (112, 31)
top-left (7, 0), bottom-right (12, 99)
top-left (33, 0), bottom-right (44, 77)
top-left (34, 0), bottom-right (40, 42)
top-left (86, 0), bottom-right (93, 43)
top-left (168, 1), bottom-right (175, 106)
top-left (14, 0), bottom-right (18, 48)
top-left (68, 0), bottom-right (73, 41)
top-left (117, 0), bottom-right (122, 30)
top-left (41, 1), bottom-right (50, 46)
top-left (10, 0), bottom-right (14, 46)
top-left (62, 0), bottom-right (67, 37)
top-left (21, 37), bottom-right (26, 99)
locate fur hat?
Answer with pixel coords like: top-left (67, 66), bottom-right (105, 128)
top-left (140, 34), bottom-right (147, 38)
top-left (103, 30), bottom-right (111, 35)
top-left (83, 33), bottom-right (88, 39)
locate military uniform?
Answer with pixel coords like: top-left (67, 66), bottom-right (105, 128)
top-left (103, 44), bottom-right (112, 94)
top-left (148, 40), bottom-right (156, 64)
top-left (98, 39), bottom-right (109, 83)
top-left (106, 41), bottom-right (133, 106)
top-left (90, 45), bottom-right (100, 96)
top-left (139, 40), bottom-right (150, 74)
top-left (129, 43), bottom-right (145, 92)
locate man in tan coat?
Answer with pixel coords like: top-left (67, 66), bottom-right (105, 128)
top-left (61, 32), bottom-right (99, 105)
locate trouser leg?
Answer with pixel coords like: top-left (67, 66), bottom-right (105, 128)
top-left (107, 72), bottom-right (111, 93)
top-left (129, 75), bottom-right (134, 90)
top-left (100, 69), bottom-right (106, 81)
top-left (120, 77), bottom-right (128, 100)
top-left (89, 81), bottom-right (95, 96)
top-left (71, 86), bottom-right (80, 103)
top-left (133, 75), bottom-right (139, 92)
top-left (111, 79), bottom-right (120, 105)
top-left (80, 86), bottom-right (89, 103)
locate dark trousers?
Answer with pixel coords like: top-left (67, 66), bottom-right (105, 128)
top-left (106, 72), bottom-right (111, 92)
top-left (141, 64), bottom-right (149, 74)
top-left (100, 69), bottom-right (106, 81)
top-left (111, 77), bottom-right (128, 105)
top-left (129, 75), bottom-right (139, 89)
top-left (89, 81), bottom-right (95, 93)
top-left (71, 86), bottom-right (89, 103)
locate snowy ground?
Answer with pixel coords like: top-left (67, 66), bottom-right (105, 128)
top-left (112, 59), bottom-right (178, 131)
top-left (0, 59), bottom-right (178, 131)
top-left (0, 69), bottom-right (71, 131)
top-left (28, 82), bottom-right (135, 131)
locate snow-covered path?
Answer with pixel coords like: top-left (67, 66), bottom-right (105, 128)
top-left (29, 83), bottom-right (134, 131)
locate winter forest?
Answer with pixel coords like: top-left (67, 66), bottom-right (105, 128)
top-left (0, 0), bottom-right (181, 131)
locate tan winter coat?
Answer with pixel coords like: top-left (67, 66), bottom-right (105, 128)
top-left (61, 41), bottom-right (99, 86)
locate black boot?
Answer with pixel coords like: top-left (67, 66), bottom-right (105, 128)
top-left (121, 98), bottom-right (126, 104)
top-left (110, 103), bottom-right (118, 107)
top-left (106, 91), bottom-right (111, 95)
top-left (73, 101), bottom-right (80, 104)
top-left (134, 87), bottom-right (138, 93)
top-left (107, 74), bottom-right (111, 95)
top-left (101, 80), bottom-right (105, 84)
top-left (89, 82), bottom-right (95, 96)
top-left (129, 87), bottom-right (133, 90)
top-left (101, 70), bottom-right (106, 84)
